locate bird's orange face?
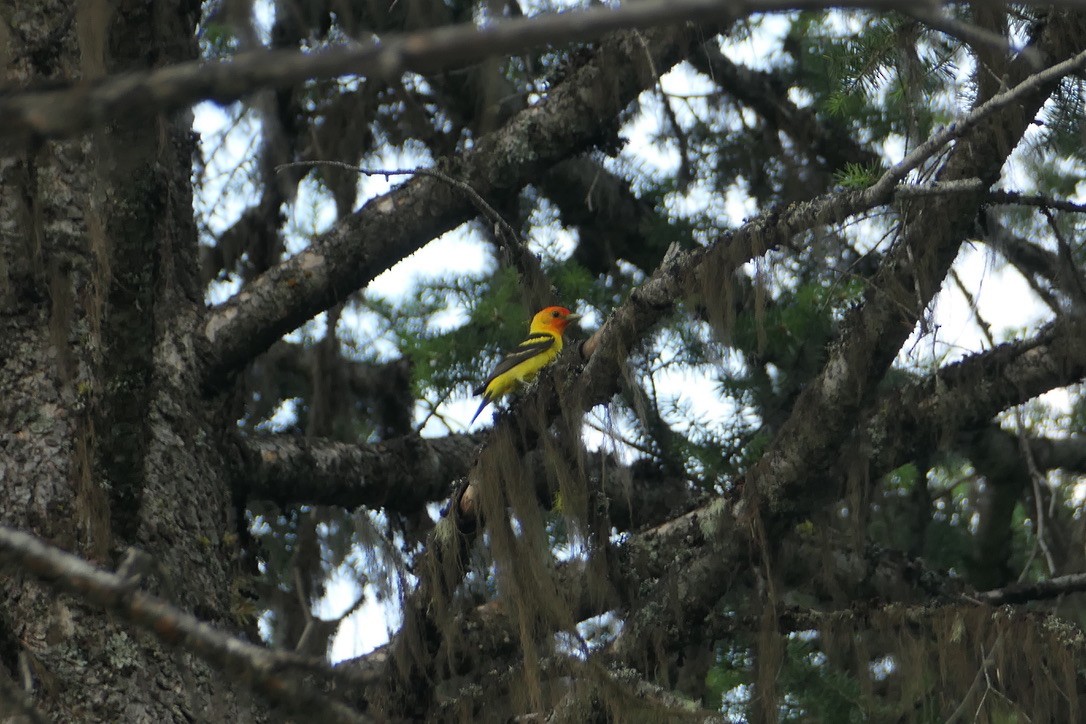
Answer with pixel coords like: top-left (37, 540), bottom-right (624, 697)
top-left (533, 306), bottom-right (579, 333)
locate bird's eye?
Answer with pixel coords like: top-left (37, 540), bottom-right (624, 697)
top-left (552, 310), bottom-right (561, 318)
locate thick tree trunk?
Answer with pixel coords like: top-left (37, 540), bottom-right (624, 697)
top-left (0, 2), bottom-right (259, 720)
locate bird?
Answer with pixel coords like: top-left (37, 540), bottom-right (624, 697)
top-left (470, 305), bottom-right (580, 424)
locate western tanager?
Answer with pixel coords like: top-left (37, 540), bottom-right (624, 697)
top-left (470, 306), bottom-right (580, 424)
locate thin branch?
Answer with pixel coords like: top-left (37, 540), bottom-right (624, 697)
top-left (906, 8), bottom-right (1034, 65)
top-left (977, 219), bottom-right (1066, 311)
top-left (897, 179), bottom-right (1086, 214)
top-left (0, 524), bottom-right (372, 724)
top-left (0, 0), bottom-right (967, 143)
top-left (893, 178), bottom-right (988, 197)
top-left (869, 45), bottom-right (1086, 199)
top-left (1027, 434), bottom-right (1086, 474)
top-left (989, 189), bottom-right (1086, 214)
top-left (942, 633), bottom-right (1004, 724)
top-left (691, 44), bottom-right (879, 172)
top-left (276, 160), bottom-right (550, 304)
top-left (954, 268), bottom-right (1059, 579)
top-left (1043, 207), bottom-right (1086, 310)
top-left (635, 31), bottom-right (693, 188)
top-left (276, 161), bottom-right (522, 246)
top-left (0, 666), bottom-right (50, 724)
top-left (414, 386), bottom-right (457, 434)
top-left (979, 571), bottom-right (1086, 604)
top-left (1016, 404), bottom-right (1059, 579)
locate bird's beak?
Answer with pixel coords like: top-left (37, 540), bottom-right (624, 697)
top-left (566, 313), bottom-right (581, 322)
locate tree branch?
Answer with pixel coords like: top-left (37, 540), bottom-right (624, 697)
top-left (240, 431), bottom-right (696, 529)
top-left (744, 26), bottom-right (1086, 517)
top-left (893, 180), bottom-right (1086, 214)
top-left (0, 525), bottom-right (372, 724)
top-left (0, 0), bottom-right (1008, 144)
top-left (542, 156), bottom-right (678, 276)
top-left (979, 572), bottom-right (1086, 605)
top-left (596, 15), bottom-right (1086, 672)
top-left (606, 311), bottom-right (1086, 675)
top-left (690, 45), bottom-right (879, 173)
top-left (865, 316), bottom-right (1086, 485)
top-left (200, 25), bottom-right (699, 387)
top-left (989, 188), bottom-right (1086, 214)
top-left (0, 666), bottom-right (49, 724)
top-left (240, 433), bottom-right (481, 510)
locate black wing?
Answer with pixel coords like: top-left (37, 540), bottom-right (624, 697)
top-left (472, 332), bottom-right (557, 396)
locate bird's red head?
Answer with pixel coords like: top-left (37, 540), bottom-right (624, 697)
top-left (531, 306), bottom-right (580, 334)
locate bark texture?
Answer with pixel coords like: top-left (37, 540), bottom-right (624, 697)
top-left (1, 2), bottom-right (255, 720)
top-left (4, 1), bottom-right (1086, 722)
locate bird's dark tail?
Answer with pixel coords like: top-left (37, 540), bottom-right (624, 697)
top-left (469, 398), bottom-right (490, 425)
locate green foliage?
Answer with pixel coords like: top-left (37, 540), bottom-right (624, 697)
top-left (790, 11), bottom-right (960, 145)
top-left (887, 461), bottom-right (920, 488)
top-left (719, 279), bottom-right (859, 442)
top-left (192, 0), bottom-right (1086, 716)
top-left (197, 17), bottom-right (240, 60)
top-left (834, 161), bottom-right (881, 189)
top-left (1039, 77), bottom-right (1086, 166)
top-left (197, 22), bottom-right (238, 59)
top-left (373, 269), bottom-right (524, 399)
top-left (733, 281), bottom-right (838, 355)
top-left (368, 255), bottom-right (598, 414)
top-left (707, 635), bottom-right (899, 721)
top-left (705, 644), bottom-right (751, 716)
top-left (776, 635), bottom-right (873, 722)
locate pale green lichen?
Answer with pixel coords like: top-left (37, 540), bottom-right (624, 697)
top-left (698, 497), bottom-right (729, 539)
top-left (106, 630), bottom-right (139, 672)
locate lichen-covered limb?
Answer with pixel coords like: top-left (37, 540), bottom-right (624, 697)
top-left (0, 524), bottom-right (373, 724)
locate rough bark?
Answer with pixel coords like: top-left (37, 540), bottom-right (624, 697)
top-left (1, 2), bottom-right (257, 720)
